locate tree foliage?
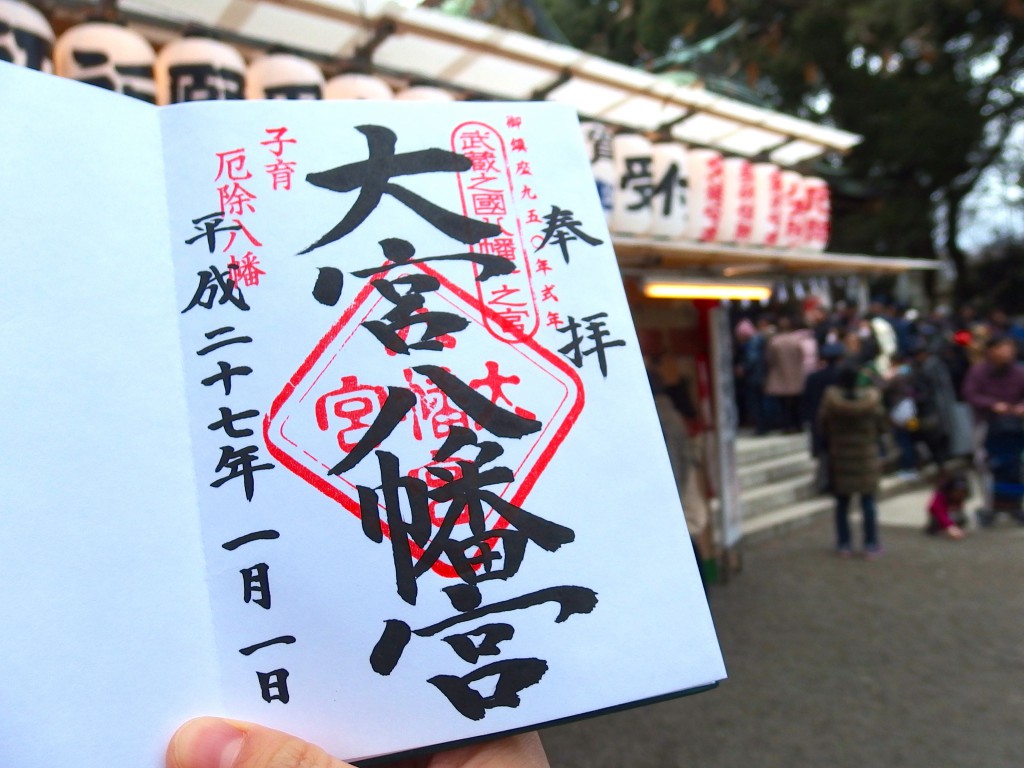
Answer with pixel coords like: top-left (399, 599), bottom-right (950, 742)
top-left (967, 238), bottom-right (1024, 314)
top-left (537, 0), bottom-right (1024, 304)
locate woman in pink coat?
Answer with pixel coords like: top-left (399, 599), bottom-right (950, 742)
top-left (765, 315), bottom-right (813, 433)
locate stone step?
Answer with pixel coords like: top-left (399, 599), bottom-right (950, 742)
top-left (735, 433), bottom-right (811, 466)
top-left (742, 494), bottom-right (833, 544)
top-left (739, 473), bottom-right (820, 520)
top-left (738, 452), bottom-right (817, 491)
top-left (740, 471), bottom-right (938, 544)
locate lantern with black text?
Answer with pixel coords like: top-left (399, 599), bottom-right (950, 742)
top-left (0, 0), bottom-right (53, 72)
top-left (610, 131), bottom-right (653, 236)
top-left (246, 52), bottom-right (323, 100)
top-left (395, 85), bottom-right (455, 101)
top-left (649, 141), bottom-right (688, 240)
top-left (579, 121), bottom-right (616, 224)
top-left (323, 72), bottom-right (393, 100)
top-left (54, 22), bottom-right (155, 102)
top-left (154, 36), bottom-right (245, 105)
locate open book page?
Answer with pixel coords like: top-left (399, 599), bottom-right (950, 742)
top-left (0, 61), bottom-right (724, 767)
top-left (0, 63), bottom-right (221, 767)
top-left (158, 97), bottom-right (725, 762)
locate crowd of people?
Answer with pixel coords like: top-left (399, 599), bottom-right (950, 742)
top-left (733, 297), bottom-right (1024, 553)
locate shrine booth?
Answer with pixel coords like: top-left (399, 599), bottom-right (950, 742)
top-left (617, 243), bottom-right (937, 581)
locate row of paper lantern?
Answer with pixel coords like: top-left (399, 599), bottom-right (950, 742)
top-left (4, 0), bottom-right (831, 252)
top-left (0, 0), bottom-right (455, 103)
top-left (583, 122), bottom-right (831, 251)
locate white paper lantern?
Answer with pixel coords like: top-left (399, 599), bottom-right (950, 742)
top-left (54, 22), bottom-right (155, 102)
top-left (395, 85), bottom-right (454, 101)
top-left (779, 171), bottom-right (809, 249)
top-left (0, 0), bottom-right (53, 72)
top-left (579, 121), bottom-right (616, 223)
top-left (246, 52), bottom-right (323, 100)
top-left (804, 176), bottom-right (831, 252)
top-left (648, 142), bottom-right (689, 240)
top-left (750, 162), bottom-right (783, 247)
top-left (323, 72), bottom-right (393, 100)
top-left (610, 132), bottom-right (654, 236)
top-left (714, 157), bottom-right (755, 244)
top-left (684, 148), bottom-right (724, 242)
top-left (154, 36), bottom-right (245, 105)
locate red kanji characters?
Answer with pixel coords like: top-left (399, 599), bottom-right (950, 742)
top-left (228, 252), bottom-right (267, 288)
top-left (215, 148), bottom-right (253, 181)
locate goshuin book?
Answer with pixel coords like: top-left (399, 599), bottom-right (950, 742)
top-left (0, 61), bottom-right (725, 767)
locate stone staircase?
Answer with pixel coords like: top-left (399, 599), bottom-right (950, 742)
top-left (735, 432), bottom-right (933, 543)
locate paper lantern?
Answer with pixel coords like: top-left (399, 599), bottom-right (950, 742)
top-left (154, 36), bottom-right (245, 105)
top-left (579, 121), bottom-right (616, 223)
top-left (0, 0), bottom-right (53, 72)
top-left (54, 22), bottom-right (155, 102)
top-left (750, 162), bottom-right (783, 247)
top-left (778, 171), bottom-right (808, 249)
top-left (804, 176), bottom-right (831, 251)
top-left (323, 73), bottom-right (393, 100)
top-left (395, 85), bottom-right (454, 101)
top-left (610, 132), bottom-right (654, 237)
top-left (714, 157), bottom-right (754, 244)
top-left (648, 141), bottom-right (688, 240)
top-left (684, 148), bottom-right (724, 242)
top-left (246, 52), bottom-right (323, 100)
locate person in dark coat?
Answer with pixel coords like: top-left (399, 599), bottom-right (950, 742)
top-left (907, 337), bottom-right (958, 470)
top-left (818, 362), bottom-right (890, 557)
top-left (803, 342), bottom-right (846, 492)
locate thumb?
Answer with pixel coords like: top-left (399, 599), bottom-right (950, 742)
top-left (168, 717), bottom-right (352, 768)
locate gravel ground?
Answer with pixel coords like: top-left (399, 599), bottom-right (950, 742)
top-left (541, 494), bottom-right (1024, 768)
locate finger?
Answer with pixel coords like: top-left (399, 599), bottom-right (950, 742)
top-left (167, 717), bottom-right (353, 768)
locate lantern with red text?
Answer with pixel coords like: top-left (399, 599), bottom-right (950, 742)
top-left (684, 148), bottom-right (724, 242)
top-left (803, 177), bottom-right (831, 252)
top-left (779, 171), bottom-right (809, 249)
top-left (714, 157), bottom-right (755, 245)
top-left (750, 163), bottom-right (783, 247)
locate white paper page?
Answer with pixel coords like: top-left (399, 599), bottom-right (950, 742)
top-left (159, 98), bottom-right (725, 762)
top-left (0, 64), bottom-right (221, 767)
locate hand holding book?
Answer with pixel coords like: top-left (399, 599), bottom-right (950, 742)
top-left (167, 719), bottom-right (549, 768)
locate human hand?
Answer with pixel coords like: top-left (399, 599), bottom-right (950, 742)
top-left (167, 717), bottom-right (550, 768)
top-left (993, 402), bottom-right (1010, 414)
